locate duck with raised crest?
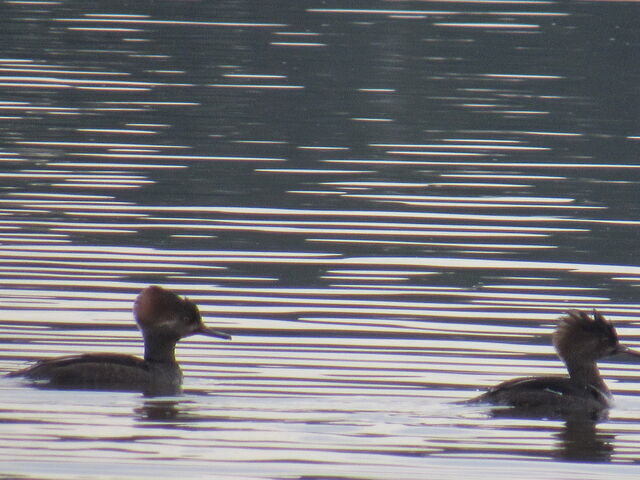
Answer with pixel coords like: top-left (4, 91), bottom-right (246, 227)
top-left (468, 310), bottom-right (640, 418)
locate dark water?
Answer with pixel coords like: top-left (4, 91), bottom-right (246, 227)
top-left (1, 1), bottom-right (640, 478)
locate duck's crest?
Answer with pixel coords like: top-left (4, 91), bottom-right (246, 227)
top-left (553, 309), bottom-right (617, 355)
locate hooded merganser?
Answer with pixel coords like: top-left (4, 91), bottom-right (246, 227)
top-left (468, 310), bottom-right (640, 418)
top-left (7, 285), bottom-right (231, 395)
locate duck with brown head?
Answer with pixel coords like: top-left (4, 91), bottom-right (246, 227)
top-left (468, 310), bottom-right (640, 419)
top-left (7, 286), bottom-right (231, 396)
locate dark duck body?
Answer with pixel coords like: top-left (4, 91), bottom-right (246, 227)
top-left (468, 310), bottom-right (640, 418)
top-left (7, 286), bottom-right (231, 395)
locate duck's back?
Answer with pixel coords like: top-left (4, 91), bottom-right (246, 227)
top-left (7, 353), bottom-right (181, 394)
top-left (468, 376), bottom-right (610, 417)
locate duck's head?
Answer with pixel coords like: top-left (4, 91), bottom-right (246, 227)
top-left (133, 285), bottom-right (231, 341)
top-left (553, 309), bottom-right (637, 363)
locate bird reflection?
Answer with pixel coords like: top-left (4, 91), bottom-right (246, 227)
top-left (554, 419), bottom-right (614, 463)
top-left (135, 399), bottom-right (183, 422)
top-left (482, 406), bottom-right (614, 462)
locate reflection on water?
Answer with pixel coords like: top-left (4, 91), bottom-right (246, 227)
top-left (555, 420), bottom-right (614, 463)
top-left (1, 0), bottom-right (640, 478)
top-left (136, 399), bottom-right (186, 422)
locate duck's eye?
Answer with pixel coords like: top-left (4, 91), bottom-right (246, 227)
top-left (184, 315), bottom-right (198, 325)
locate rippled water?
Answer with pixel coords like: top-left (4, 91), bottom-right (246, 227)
top-left (1, 1), bottom-right (640, 478)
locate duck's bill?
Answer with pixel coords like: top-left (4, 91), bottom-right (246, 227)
top-left (615, 345), bottom-right (640, 358)
top-left (197, 326), bottom-right (232, 340)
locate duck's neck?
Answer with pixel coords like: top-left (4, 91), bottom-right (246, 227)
top-left (143, 333), bottom-right (179, 364)
top-left (565, 359), bottom-right (609, 396)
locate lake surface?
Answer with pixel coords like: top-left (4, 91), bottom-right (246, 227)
top-left (1, 1), bottom-right (640, 478)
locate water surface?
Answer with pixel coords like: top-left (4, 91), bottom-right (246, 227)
top-left (1, 1), bottom-right (640, 478)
